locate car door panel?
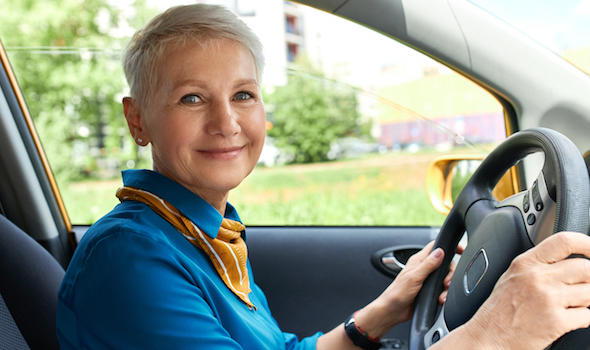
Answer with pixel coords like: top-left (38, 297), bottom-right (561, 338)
top-left (247, 226), bottom-right (437, 343)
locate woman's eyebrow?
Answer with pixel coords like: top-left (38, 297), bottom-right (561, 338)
top-left (233, 79), bottom-right (258, 88)
top-left (170, 78), bottom-right (258, 91)
top-left (171, 79), bottom-right (208, 89)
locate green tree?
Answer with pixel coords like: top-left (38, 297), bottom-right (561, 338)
top-left (266, 58), bottom-right (362, 163)
top-left (0, 0), bottom-right (155, 181)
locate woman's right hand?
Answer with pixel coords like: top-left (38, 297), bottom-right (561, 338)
top-left (458, 231), bottom-right (590, 349)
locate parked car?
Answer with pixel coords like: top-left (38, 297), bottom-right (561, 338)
top-left (257, 137), bottom-right (283, 167)
top-left (0, 0), bottom-right (589, 349)
top-left (327, 137), bottom-right (386, 160)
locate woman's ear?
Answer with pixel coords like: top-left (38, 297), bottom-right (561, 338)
top-left (122, 97), bottom-right (149, 146)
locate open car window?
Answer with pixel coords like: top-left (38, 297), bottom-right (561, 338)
top-left (0, 0), bottom-right (505, 227)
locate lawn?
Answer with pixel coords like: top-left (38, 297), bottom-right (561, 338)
top-left (61, 152), bottom-right (447, 226)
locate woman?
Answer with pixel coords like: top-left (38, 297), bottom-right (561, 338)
top-left (56, 4), bottom-right (590, 349)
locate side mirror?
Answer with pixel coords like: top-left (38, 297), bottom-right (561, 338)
top-left (426, 155), bottom-right (520, 215)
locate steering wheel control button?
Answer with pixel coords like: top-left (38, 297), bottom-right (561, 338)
top-left (463, 249), bottom-right (489, 295)
top-left (531, 180), bottom-right (539, 197)
top-left (531, 180), bottom-right (543, 211)
top-left (527, 213), bottom-right (536, 225)
top-left (522, 192), bottom-right (530, 213)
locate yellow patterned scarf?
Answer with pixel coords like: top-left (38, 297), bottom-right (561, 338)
top-left (116, 186), bottom-right (256, 309)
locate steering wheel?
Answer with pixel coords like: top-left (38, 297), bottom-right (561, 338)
top-left (409, 128), bottom-right (590, 349)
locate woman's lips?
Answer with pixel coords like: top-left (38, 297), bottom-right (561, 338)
top-left (198, 146), bottom-right (245, 160)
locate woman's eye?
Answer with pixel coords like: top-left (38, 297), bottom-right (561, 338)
top-left (234, 91), bottom-right (254, 101)
top-left (180, 94), bottom-right (201, 104)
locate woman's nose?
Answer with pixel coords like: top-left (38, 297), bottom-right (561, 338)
top-left (207, 100), bottom-right (241, 136)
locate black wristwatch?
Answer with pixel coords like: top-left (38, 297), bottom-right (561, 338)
top-left (344, 312), bottom-right (382, 350)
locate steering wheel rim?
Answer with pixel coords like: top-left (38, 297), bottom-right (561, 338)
top-left (409, 128), bottom-right (590, 349)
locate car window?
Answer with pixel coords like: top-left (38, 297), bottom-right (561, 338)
top-left (0, 0), bottom-right (505, 226)
top-left (470, 0), bottom-right (590, 76)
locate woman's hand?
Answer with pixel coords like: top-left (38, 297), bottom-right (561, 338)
top-left (317, 241), bottom-right (460, 350)
top-left (353, 241), bottom-right (461, 340)
top-left (451, 232), bottom-right (590, 349)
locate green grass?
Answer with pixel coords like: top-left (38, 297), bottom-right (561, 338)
top-left (233, 188), bottom-right (445, 226)
top-left (60, 153), bottom-right (447, 227)
top-left (60, 179), bottom-right (122, 225)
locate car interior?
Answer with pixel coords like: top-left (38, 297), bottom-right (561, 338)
top-left (1, 0), bottom-right (590, 349)
top-left (0, 215), bottom-right (63, 350)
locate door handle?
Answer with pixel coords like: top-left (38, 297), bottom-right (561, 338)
top-left (371, 245), bottom-right (422, 278)
top-left (381, 254), bottom-right (406, 272)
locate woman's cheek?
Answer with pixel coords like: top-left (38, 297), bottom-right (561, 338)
top-left (246, 108), bottom-right (266, 143)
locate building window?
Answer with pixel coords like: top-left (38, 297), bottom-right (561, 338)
top-left (285, 14), bottom-right (298, 34)
top-left (287, 43), bottom-right (299, 62)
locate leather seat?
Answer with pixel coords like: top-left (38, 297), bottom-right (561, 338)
top-left (0, 214), bottom-right (64, 349)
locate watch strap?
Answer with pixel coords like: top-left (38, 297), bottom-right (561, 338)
top-left (344, 311), bottom-right (381, 350)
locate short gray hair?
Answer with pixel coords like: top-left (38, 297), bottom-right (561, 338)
top-left (123, 4), bottom-right (264, 108)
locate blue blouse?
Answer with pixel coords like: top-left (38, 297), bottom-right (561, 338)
top-left (56, 169), bottom-right (321, 349)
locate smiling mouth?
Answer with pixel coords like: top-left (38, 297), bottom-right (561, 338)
top-left (198, 146), bottom-right (245, 160)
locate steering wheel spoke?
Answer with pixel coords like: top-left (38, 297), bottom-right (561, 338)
top-left (423, 305), bottom-right (450, 347)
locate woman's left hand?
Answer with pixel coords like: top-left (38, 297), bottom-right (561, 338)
top-left (353, 241), bottom-right (462, 340)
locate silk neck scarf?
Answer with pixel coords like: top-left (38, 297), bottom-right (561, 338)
top-left (116, 186), bottom-right (255, 309)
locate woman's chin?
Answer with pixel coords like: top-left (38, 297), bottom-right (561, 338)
top-left (202, 176), bottom-right (246, 196)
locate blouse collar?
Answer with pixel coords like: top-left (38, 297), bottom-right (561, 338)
top-left (121, 169), bottom-right (242, 239)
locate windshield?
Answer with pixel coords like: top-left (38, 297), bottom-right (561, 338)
top-left (471, 0), bottom-right (590, 75)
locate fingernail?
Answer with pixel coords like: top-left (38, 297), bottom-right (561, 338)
top-left (431, 248), bottom-right (443, 259)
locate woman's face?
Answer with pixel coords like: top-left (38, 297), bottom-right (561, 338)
top-left (126, 38), bottom-right (266, 210)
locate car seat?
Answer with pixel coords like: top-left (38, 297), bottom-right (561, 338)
top-left (0, 214), bottom-right (64, 350)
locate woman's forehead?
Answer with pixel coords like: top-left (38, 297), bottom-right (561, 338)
top-left (161, 36), bottom-right (254, 66)
top-left (171, 39), bottom-right (254, 73)
top-left (154, 38), bottom-right (258, 92)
